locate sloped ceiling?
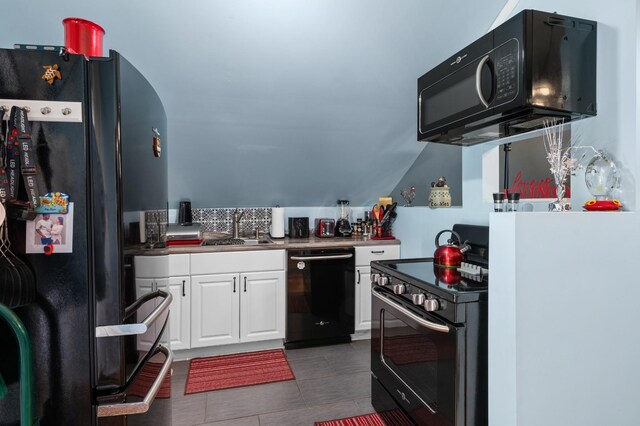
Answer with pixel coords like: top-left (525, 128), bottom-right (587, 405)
top-left (1, 0), bottom-right (507, 207)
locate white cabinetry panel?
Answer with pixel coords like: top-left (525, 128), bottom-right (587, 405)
top-left (240, 271), bottom-right (286, 342)
top-left (191, 273), bottom-right (240, 348)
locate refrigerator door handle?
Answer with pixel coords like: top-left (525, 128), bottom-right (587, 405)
top-left (95, 290), bottom-right (173, 337)
top-left (96, 344), bottom-right (173, 417)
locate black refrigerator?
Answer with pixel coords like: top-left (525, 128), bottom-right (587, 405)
top-left (0, 47), bottom-right (172, 425)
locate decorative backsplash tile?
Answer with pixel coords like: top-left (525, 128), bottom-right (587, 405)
top-left (144, 207), bottom-right (272, 240)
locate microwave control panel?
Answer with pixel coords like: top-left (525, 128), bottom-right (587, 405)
top-left (494, 39), bottom-right (519, 102)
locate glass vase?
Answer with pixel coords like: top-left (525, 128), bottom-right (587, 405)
top-left (549, 181), bottom-right (571, 212)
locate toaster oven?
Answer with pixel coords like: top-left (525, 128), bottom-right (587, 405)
top-left (314, 218), bottom-right (335, 238)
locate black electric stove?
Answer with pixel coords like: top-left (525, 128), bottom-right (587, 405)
top-left (370, 224), bottom-right (489, 426)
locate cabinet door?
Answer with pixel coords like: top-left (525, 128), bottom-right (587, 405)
top-left (240, 271), bottom-right (285, 342)
top-left (168, 276), bottom-right (191, 350)
top-left (135, 278), bottom-right (158, 351)
top-left (191, 273), bottom-right (240, 348)
top-left (355, 266), bottom-right (372, 331)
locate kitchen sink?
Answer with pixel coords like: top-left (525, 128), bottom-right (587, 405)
top-left (241, 237), bottom-right (274, 245)
top-left (200, 233), bottom-right (274, 246)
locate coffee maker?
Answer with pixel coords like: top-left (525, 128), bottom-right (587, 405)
top-left (336, 199), bottom-right (353, 237)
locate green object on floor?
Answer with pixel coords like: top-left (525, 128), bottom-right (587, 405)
top-left (0, 371), bottom-right (7, 399)
top-left (0, 302), bottom-right (39, 426)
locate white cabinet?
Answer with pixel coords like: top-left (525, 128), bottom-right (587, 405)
top-left (134, 254), bottom-right (191, 350)
top-left (134, 277), bottom-right (167, 351)
top-left (168, 276), bottom-right (191, 350)
top-left (355, 267), bottom-right (372, 331)
top-left (240, 271), bottom-right (286, 343)
top-left (354, 245), bottom-right (400, 331)
top-left (190, 250), bottom-right (286, 348)
top-left (191, 273), bottom-right (240, 347)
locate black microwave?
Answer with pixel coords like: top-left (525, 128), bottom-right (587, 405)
top-left (417, 10), bottom-right (597, 146)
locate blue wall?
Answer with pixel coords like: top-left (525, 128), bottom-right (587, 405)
top-left (0, 0), bottom-right (506, 209)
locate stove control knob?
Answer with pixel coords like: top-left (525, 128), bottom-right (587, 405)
top-left (371, 273), bottom-right (381, 284)
top-left (424, 297), bottom-right (440, 312)
top-left (393, 284), bottom-right (406, 295)
top-left (411, 293), bottom-right (426, 305)
top-left (378, 276), bottom-right (389, 286)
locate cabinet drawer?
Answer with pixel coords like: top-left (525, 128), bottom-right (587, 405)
top-left (169, 254), bottom-right (190, 276)
top-left (134, 255), bottom-right (169, 278)
top-left (191, 250), bottom-right (285, 275)
top-left (355, 245), bottom-right (400, 266)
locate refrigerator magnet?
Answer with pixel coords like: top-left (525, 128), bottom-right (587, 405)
top-left (36, 192), bottom-right (70, 214)
top-left (26, 203), bottom-right (74, 254)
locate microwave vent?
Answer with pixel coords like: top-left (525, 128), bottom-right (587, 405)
top-left (508, 116), bottom-right (563, 130)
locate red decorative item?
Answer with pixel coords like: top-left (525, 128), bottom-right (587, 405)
top-left (43, 244), bottom-right (54, 255)
top-left (166, 239), bottom-right (203, 246)
top-left (63, 18), bottom-right (105, 58)
top-left (433, 265), bottom-right (461, 285)
top-left (433, 229), bottom-right (470, 268)
top-left (583, 199), bottom-right (622, 211)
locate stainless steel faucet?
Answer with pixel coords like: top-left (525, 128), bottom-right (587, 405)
top-left (232, 209), bottom-right (245, 238)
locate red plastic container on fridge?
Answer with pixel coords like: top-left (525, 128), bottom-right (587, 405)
top-left (62, 17), bottom-right (105, 58)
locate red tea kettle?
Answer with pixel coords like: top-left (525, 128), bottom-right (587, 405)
top-left (434, 229), bottom-right (470, 268)
top-left (433, 264), bottom-right (462, 285)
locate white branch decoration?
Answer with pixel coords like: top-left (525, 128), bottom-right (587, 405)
top-left (542, 120), bottom-right (599, 211)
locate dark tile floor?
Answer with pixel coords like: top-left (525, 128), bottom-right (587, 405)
top-left (171, 339), bottom-right (374, 426)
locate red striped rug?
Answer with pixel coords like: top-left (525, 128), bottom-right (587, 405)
top-left (128, 361), bottom-right (171, 399)
top-left (184, 349), bottom-right (295, 395)
top-left (315, 410), bottom-right (413, 426)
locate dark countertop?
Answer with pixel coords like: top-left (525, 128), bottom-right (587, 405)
top-left (126, 234), bottom-right (400, 256)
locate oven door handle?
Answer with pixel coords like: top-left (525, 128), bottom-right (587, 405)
top-left (96, 344), bottom-right (173, 417)
top-left (290, 254), bottom-right (353, 261)
top-left (95, 290), bottom-right (173, 338)
top-left (372, 289), bottom-right (449, 333)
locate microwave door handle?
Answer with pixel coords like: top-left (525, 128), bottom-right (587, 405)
top-left (95, 290), bottom-right (173, 337)
top-left (96, 344), bottom-right (173, 417)
top-left (475, 55), bottom-right (491, 108)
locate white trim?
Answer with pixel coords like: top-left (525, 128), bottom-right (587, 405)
top-left (488, 0), bottom-right (521, 32)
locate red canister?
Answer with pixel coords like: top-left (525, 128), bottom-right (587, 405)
top-left (63, 18), bottom-right (105, 58)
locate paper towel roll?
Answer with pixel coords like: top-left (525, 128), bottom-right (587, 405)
top-left (270, 207), bottom-right (285, 238)
top-left (139, 211), bottom-right (146, 243)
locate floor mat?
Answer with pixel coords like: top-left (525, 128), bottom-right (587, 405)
top-left (315, 410), bottom-right (414, 426)
top-left (184, 349), bottom-right (295, 395)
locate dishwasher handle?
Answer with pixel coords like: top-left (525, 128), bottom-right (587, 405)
top-left (289, 254), bottom-right (353, 261)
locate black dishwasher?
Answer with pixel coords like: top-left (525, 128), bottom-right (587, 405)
top-left (285, 247), bottom-right (355, 349)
